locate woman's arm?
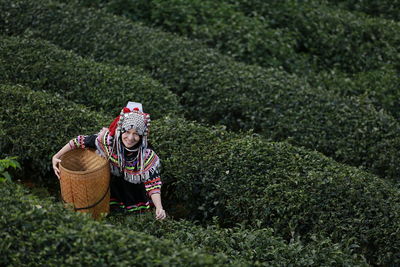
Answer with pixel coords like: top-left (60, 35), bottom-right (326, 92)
top-left (52, 142), bottom-right (74, 179)
top-left (52, 131), bottom-right (103, 179)
top-left (150, 193), bottom-right (166, 220)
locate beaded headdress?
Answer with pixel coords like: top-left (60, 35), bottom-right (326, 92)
top-left (108, 105), bottom-right (151, 181)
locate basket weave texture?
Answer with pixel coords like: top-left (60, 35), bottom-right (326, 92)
top-left (60, 149), bottom-right (110, 220)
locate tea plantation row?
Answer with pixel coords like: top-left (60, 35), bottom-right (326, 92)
top-left (1, 3), bottom-right (400, 181)
top-left (71, 0), bottom-right (306, 73)
top-left (1, 84), bottom-right (399, 265)
top-left (0, 84), bottom-right (366, 266)
top-left (1, 181), bottom-right (369, 266)
top-left (225, 0), bottom-right (400, 73)
top-left (0, 37), bottom-right (181, 119)
top-left (325, 0), bottom-right (400, 21)
top-left (80, 0), bottom-right (400, 120)
top-left (77, 0), bottom-right (400, 74)
top-left (0, 181), bottom-right (236, 266)
top-left (106, 213), bottom-right (367, 266)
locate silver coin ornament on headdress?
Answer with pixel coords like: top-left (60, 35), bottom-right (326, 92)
top-left (120, 112), bottom-right (150, 136)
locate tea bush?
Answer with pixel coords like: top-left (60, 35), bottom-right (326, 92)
top-left (308, 66), bottom-right (400, 120)
top-left (72, 0), bottom-right (400, 119)
top-left (225, 0), bottom-right (400, 73)
top-left (1, 0), bottom-right (400, 181)
top-left (0, 157), bottom-right (20, 182)
top-left (151, 117), bottom-right (400, 265)
top-left (0, 84), bottom-right (110, 182)
top-left (0, 35), bottom-right (181, 118)
top-left (0, 181), bottom-right (233, 266)
top-left (0, 85), bottom-right (366, 265)
top-left (106, 213), bottom-right (367, 266)
top-left (70, 0), bottom-right (309, 73)
top-left (1, 84), bottom-right (398, 264)
top-left (326, 0), bottom-right (400, 21)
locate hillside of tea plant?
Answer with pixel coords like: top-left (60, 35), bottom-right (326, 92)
top-left (1, 0), bottom-right (399, 265)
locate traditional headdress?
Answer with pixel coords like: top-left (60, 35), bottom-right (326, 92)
top-left (108, 104), bottom-right (151, 181)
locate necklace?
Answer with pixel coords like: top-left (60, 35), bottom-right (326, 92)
top-left (125, 147), bottom-right (138, 152)
top-left (124, 147), bottom-right (140, 164)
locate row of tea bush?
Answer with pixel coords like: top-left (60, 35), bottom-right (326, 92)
top-left (71, 0), bottom-right (308, 73)
top-left (0, 179), bottom-right (369, 266)
top-left (224, 0), bottom-right (400, 73)
top-left (0, 181), bottom-right (235, 266)
top-left (81, 0), bottom-right (400, 119)
top-left (1, 6), bottom-right (400, 182)
top-left (106, 213), bottom-right (367, 266)
top-left (0, 35), bottom-right (181, 119)
top-left (68, 0), bottom-right (400, 74)
top-left (307, 66), bottom-right (400, 120)
top-left (325, 0), bottom-right (400, 21)
top-left (1, 84), bottom-right (399, 265)
top-left (0, 83), bottom-right (366, 266)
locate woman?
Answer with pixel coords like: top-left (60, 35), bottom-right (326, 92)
top-left (52, 105), bottom-right (166, 220)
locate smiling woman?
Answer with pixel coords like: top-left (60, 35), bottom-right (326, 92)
top-left (122, 129), bottom-right (141, 148)
top-left (52, 103), bottom-right (166, 220)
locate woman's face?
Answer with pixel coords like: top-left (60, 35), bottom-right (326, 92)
top-left (121, 128), bottom-right (140, 148)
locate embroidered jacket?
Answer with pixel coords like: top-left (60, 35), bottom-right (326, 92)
top-left (70, 129), bottom-right (162, 197)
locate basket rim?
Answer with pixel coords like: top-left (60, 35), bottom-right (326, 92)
top-left (60, 148), bottom-right (109, 175)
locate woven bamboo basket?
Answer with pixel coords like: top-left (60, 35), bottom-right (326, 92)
top-left (59, 149), bottom-right (110, 220)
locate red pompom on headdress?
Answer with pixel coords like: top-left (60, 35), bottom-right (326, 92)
top-left (108, 116), bottom-right (120, 137)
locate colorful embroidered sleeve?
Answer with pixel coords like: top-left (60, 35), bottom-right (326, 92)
top-left (144, 177), bottom-right (162, 197)
top-left (69, 134), bottom-right (97, 149)
top-left (143, 150), bottom-right (162, 197)
top-left (95, 129), bottom-right (113, 159)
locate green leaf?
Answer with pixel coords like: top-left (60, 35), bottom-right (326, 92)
top-left (2, 171), bottom-right (12, 181)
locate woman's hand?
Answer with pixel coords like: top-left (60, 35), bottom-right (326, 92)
top-left (150, 193), bottom-right (166, 220)
top-left (155, 207), bottom-right (166, 220)
top-left (52, 142), bottom-right (74, 180)
top-left (52, 155), bottom-right (62, 179)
